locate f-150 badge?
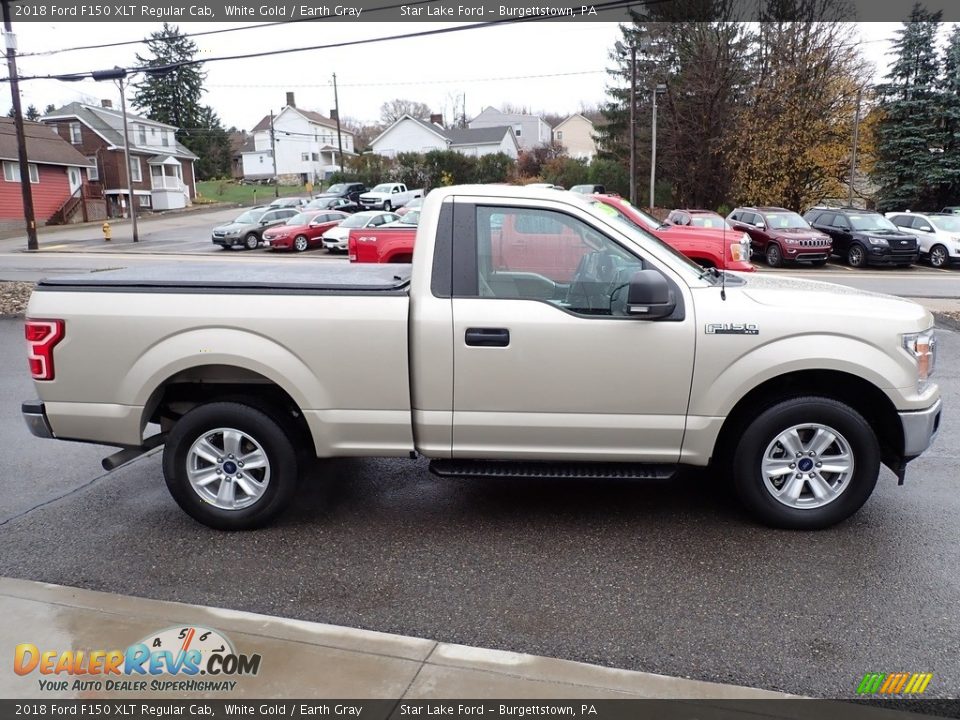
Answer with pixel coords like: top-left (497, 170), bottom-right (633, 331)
top-left (705, 323), bottom-right (759, 335)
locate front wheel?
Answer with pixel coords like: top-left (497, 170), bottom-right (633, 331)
top-left (162, 402), bottom-right (299, 530)
top-left (847, 243), bottom-right (867, 268)
top-left (293, 235), bottom-right (309, 252)
top-left (765, 244), bottom-right (783, 268)
top-left (731, 397), bottom-right (880, 530)
top-left (382, 201), bottom-right (392, 212)
top-left (244, 233), bottom-right (259, 250)
top-left (929, 244), bottom-right (949, 268)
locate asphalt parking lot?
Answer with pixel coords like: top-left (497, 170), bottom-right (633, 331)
top-left (1, 315), bottom-right (958, 700)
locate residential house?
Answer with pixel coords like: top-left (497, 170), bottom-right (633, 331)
top-left (43, 101), bottom-right (197, 216)
top-left (468, 106), bottom-right (552, 151)
top-left (370, 115), bottom-right (519, 159)
top-left (242, 92), bottom-right (356, 184)
top-left (0, 118), bottom-right (97, 225)
top-left (553, 114), bottom-right (597, 161)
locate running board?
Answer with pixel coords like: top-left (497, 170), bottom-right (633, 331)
top-left (429, 459), bottom-right (676, 481)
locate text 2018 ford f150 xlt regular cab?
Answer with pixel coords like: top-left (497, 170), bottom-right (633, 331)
top-left (22, 186), bottom-right (941, 531)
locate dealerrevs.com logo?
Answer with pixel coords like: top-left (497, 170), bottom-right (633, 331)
top-left (14, 625), bottom-right (262, 692)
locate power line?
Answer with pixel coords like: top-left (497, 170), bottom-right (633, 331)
top-left (15, 0), bottom-right (442, 58)
top-left (2, 0), bottom-right (662, 83)
top-left (207, 69), bottom-right (608, 89)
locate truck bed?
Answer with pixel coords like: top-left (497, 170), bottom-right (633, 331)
top-left (36, 262), bottom-right (412, 294)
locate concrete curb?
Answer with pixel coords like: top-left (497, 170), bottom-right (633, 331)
top-left (0, 577), bottom-right (795, 700)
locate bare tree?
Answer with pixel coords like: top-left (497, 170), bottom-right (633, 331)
top-left (380, 99), bottom-right (432, 125)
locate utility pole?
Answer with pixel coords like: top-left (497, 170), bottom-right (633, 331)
top-left (649, 86), bottom-right (658, 209)
top-left (332, 73), bottom-right (344, 174)
top-left (116, 74), bottom-right (139, 242)
top-left (848, 88), bottom-right (862, 207)
top-left (269, 109), bottom-right (279, 197)
top-left (2, 0), bottom-right (38, 251)
top-left (628, 44), bottom-right (637, 206)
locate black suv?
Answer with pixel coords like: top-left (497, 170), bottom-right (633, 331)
top-left (314, 182), bottom-right (367, 204)
top-left (803, 207), bottom-right (919, 268)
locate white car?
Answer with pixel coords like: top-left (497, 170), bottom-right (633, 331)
top-left (885, 211), bottom-right (960, 268)
top-left (321, 210), bottom-right (399, 251)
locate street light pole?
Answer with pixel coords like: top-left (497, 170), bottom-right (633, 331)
top-left (629, 44), bottom-right (637, 206)
top-left (2, 0), bottom-right (39, 251)
top-left (649, 83), bottom-right (666, 210)
top-left (848, 89), bottom-right (862, 207)
top-left (116, 74), bottom-right (139, 243)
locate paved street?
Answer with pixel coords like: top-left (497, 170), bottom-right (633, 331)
top-left (1, 312), bottom-right (958, 699)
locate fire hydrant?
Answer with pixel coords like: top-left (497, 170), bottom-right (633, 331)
top-left (102, 222), bottom-right (111, 242)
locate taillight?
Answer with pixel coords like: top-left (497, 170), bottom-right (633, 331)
top-left (25, 319), bottom-right (64, 381)
top-left (348, 234), bottom-right (357, 262)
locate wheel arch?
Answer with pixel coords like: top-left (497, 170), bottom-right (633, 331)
top-left (712, 369), bottom-right (904, 471)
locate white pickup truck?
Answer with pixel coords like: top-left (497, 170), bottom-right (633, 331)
top-left (358, 183), bottom-right (423, 212)
top-left (22, 186), bottom-right (941, 531)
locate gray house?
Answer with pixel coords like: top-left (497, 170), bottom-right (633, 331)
top-left (468, 107), bottom-right (552, 152)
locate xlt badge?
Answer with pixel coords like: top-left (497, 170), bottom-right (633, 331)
top-left (706, 323), bottom-right (759, 335)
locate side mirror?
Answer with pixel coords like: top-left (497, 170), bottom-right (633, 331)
top-left (627, 270), bottom-right (676, 319)
top-left (754, 220), bottom-right (765, 229)
top-left (920, 225), bottom-right (933, 232)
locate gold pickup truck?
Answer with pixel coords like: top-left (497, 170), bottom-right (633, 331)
top-left (22, 186), bottom-right (941, 530)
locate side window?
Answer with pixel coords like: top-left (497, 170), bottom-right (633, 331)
top-left (475, 206), bottom-right (644, 316)
top-left (889, 215), bottom-right (909, 227)
top-left (911, 217), bottom-right (932, 231)
top-left (730, 211), bottom-right (741, 222)
top-left (813, 212), bottom-right (832, 226)
top-left (830, 214), bottom-right (850, 230)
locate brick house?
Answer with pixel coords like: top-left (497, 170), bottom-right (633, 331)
top-left (43, 101), bottom-right (197, 217)
top-left (0, 118), bottom-right (99, 226)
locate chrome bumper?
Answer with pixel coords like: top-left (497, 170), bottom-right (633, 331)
top-left (22, 401), bottom-right (55, 439)
top-left (900, 398), bottom-right (942, 458)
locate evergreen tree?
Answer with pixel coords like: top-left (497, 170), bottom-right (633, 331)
top-left (189, 106), bottom-right (232, 180)
top-left (44, 104), bottom-right (56, 115)
top-left (872, 5), bottom-right (944, 211)
top-left (24, 105), bottom-right (40, 121)
top-left (132, 23), bottom-right (207, 162)
top-left (939, 25), bottom-right (960, 207)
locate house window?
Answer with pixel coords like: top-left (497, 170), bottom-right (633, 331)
top-left (69, 122), bottom-right (82, 144)
top-left (139, 194), bottom-right (151, 208)
top-left (86, 157), bottom-right (98, 181)
top-left (138, 125), bottom-right (146, 144)
top-left (513, 125), bottom-right (522, 137)
top-left (162, 131), bottom-right (170, 147)
top-left (301, 153), bottom-right (310, 162)
top-left (151, 127), bottom-right (157, 138)
top-left (129, 157), bottom-right (142, 183)
top-left (311, 153), bottom-right (319, 161)
top-left (3, 161), bottom-right (39, 183)
top-left (556, 131), bottom-right (563, 141)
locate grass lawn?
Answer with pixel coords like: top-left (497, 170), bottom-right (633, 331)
top-left (196, 180), bottom-right (310, 206)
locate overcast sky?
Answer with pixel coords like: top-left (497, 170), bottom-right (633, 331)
top-left (3, 21), bottom-right (944, 130)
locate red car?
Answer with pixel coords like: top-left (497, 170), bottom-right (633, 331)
top-left (262, 210), bottom-right (350, 252)
top-left (590, 195), bottom-right (754, 272)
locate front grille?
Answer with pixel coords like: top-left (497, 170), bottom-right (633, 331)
top-left (213, 231), bottom-right (225, 237)
top-left (794, 238), bottom-right (830, 247)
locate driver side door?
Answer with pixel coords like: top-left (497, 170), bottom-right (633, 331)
top-left (450, 200), bottom-right (697, 462)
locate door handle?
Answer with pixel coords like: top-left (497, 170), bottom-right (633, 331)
top-left (465, 328), bottom-right (510, 347)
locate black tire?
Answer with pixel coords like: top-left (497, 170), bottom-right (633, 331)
top-left (382, 201), bottom-right (392, 212)
top-left (847, 243), bottom-right (867, 268)
top-left (162, 402), bottom-right (299, 530)
top-left (731, 397), bottom-right (880, 530)
top-left (929, 244), bottom-right (949, 269)
top-left (765, 243), bottom-right (783, 268)
top-left (293, 235), bottom-right (309, 252)
top-left (244, 233), bottom-right (259, 250)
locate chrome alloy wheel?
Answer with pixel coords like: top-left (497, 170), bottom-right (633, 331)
top-left (186, 427), bottom-right (271, 510)
top-left (760, 423), bottom-right (854, 509)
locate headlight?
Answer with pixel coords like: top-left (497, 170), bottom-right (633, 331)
top-left (868, 237), bottom-right (888, 246)
top-left (902, 328), bottom-right (937, 391)
top-left (728, 233), bottom-right (751, 262)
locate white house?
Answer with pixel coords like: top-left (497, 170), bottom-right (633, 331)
top-left (553, 114), bottom-right (598, 161)
top-left (242, 93), bottom-right (356, 184)
top-left (370, 115), bottom-right (519, 159)
top-left (468, 107), bottom-right (552, 151)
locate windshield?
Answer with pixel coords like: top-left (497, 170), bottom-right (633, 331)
top-left (931, 216), bottom-right (960, 232)
top-left (399, 211), bottom-right (420, 225)
top-left (234, 209), bottom-right (265, 224)
top-left (371, 184), bottom-right (394, 193)
top-left (763, 212), bottom-right (810, 229)
top-left (590, 200), bottom-right (706, 277)
top-left (341, 213), bottom-right (374, 228)
top-left (286, 212), bottom-right (314, 226)
top-left (848, 214), bottom-right (898, 231)
top-left (689, 214), bottom-right (733, 230)
top-left (325, 184), bottom-right (347, 194)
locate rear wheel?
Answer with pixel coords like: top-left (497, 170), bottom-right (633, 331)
top-left (244, 233), bottom-right (259, 250)
top-left (929, 244), bottom-right (949, 268)
top-left (293, 235), bottom-right (309, 252)
top-left (765, 244), bottom-right (783, 268)
top-left (847, 243), bottom-right (867, 268)
top-left (162, 402), bottom-right (299, 530)
top-left (731, 397), bottom-right (879, 530)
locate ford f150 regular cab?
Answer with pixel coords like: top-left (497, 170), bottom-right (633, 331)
top-left (22, 186), bottom-right (942, 531)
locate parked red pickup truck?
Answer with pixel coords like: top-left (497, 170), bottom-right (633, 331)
top-left (350, 192), bottom-right (754, 272)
